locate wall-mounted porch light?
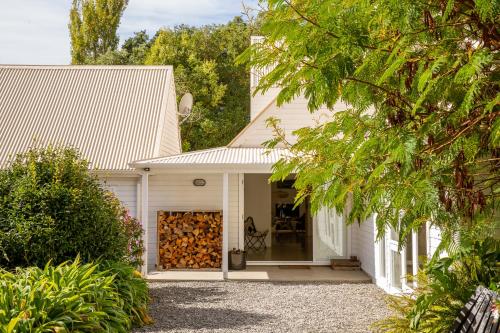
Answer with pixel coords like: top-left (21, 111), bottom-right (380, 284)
top-left (193, 178), bottom-right (206, 186)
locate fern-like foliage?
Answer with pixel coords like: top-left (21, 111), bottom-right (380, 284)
top-left (373, 236), bottom-right (499, 332)
top-left (239, 0), bottom-right (499, 247)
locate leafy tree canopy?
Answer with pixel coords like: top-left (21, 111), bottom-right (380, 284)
top-left (83, 17), bottom-right (254, 151)
top-left (92, 30), bottom-right (152, 65)
top-left (241, 0), bottom-right (499, 245)
top-left (146, 18), bottom-right (253, 151)
top-left (69, 0), bottom-right (128, 64)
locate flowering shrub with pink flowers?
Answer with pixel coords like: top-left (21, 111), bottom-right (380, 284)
top-left (120, 207), bottom-right (145, 268)
top-left (104, 191), bottom-right (145, 268)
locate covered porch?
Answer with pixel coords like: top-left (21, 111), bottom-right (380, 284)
top-left (130, 147), bottom-right (351, 279)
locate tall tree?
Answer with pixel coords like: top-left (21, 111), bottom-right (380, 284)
top-left (69, 0), bottom-right (128, 64)
top-left (241, 0), bottom-right (499, 245)
top-left (146, 18), bottom-right (252, 151)
top-left (91, 30), bottom-right (152, 65)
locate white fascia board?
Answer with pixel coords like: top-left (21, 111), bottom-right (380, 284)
top-left (91, 169), bottom-right (141, 177)
top-left (130, 163), bottom-right (274, 174)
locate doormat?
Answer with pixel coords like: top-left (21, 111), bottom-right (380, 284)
top-left (278, 265), bottom-right (310, 269)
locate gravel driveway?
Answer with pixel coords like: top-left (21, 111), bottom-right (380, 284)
top-left (134, 281), bottom-right (390, 333)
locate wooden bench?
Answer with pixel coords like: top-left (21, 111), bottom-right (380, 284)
top-left (451, 286), bottom-right (499, 332)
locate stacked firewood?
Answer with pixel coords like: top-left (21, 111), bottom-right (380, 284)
top-left (157, 211), bottom-right (222, 269)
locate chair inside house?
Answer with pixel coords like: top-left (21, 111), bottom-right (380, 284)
top-left (244, 216), bottom-right (268, 251)
top-left (293, 213), bottom-right (307, 245)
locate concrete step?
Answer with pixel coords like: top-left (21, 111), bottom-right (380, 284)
top-left (331, 259), bottom-right (362, 271)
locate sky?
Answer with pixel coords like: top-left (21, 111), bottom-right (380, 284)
top-left (0, 0), bottom-right (258, 65)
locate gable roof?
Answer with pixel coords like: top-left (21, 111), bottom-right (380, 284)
top-left (0, 65), bottom-right (181, 171)
top-left (228, 95), bottom-right (278, 147)
top-left (229, 94), bottom-right (337, 148)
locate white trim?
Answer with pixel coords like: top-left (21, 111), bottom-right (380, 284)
top-left (412, 230), bottom-right (418, 288)
top-left (140, 173), bottom-right (149, 275)
top-left (238, 173), bottom-right (245, 249)
top-left (400, 243), bottom-right (408, 290)
top-left (92, 170), bottom-right (141, 177)
top-left (153, 70), bottom-right (172, 157)
top-left (136, 181), bottom-right (141, 219)
top-left (425, 221), bottom-right (431, 258)
top-left (247, 261), bottom-right (330, 266)
top-left (222, 173), bottom-right (229, 278)
top-left (135, 165), bottom-right (275, 174)
top-left (346, 224), bottom-right (352, 258)
top-left (374, 213), bottom-right (388, 289)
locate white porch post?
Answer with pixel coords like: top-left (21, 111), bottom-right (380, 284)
top-left (222, 173), bottom-right (229, 279)
top-left (412, 230), bottom-right (419, 287)
top-left (238, 173), bottom-right (244, 249)
top-left (373, 214), bottom-right (381, 281)
top-left (140, 172), bottom-right (149, 276)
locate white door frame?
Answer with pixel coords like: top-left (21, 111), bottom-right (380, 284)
top-left (374, 214), bottom-right (388, 289)
top-left (222, 173), bottom-right (229, 279)
top-left (378, 224), bottom-right (416, 293)
top-left (238, 173), bottom-right (245, 249)
top-left (243, 174), bottom-right (348, 264)
top-left (312, 207), bottom-right (348, 261)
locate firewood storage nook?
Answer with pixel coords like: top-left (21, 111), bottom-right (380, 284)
top-left (157, 211), bottom-right (222, 270)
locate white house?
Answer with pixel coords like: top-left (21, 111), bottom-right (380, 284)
top-left (0, 62), bottom-right (441, 293)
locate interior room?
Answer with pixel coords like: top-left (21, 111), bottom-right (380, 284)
top-left (244, 174), bottom-right (313, 261)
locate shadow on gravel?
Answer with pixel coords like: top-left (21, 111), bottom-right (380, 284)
top-left (150, 285), bottom-right (229, 305)
top-left (136, 285), bottom-right (274, 332)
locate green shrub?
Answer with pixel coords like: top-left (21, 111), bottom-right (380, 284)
top-left (0, 259), bottom-right (150, 332)
top-left (373, 237), bottom-right (500, 332)
top-left (0, 146), bottom-right (128, 268)
top-left (106, 193), bottom-right (145, 268)
top-left (98, 261), bottom-right (152, 326)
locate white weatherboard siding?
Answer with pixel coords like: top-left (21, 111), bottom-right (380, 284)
top-left (230, 96), bottom-right (346, 148)
top-left (146, 174), bottom-right (240, 270)
top-left (428, 224), bottom-right (442, 257)
top-left (351, 216), bottom-right (376, 279)
top-left (250, 88), bottom-right (280, 120)
top-left (158, 78), bottom-right (181, 156)
top-left (100, 176), bottom-right (139, 218)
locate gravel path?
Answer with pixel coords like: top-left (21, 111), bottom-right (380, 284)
top-left (134, 281), bottom-right (390, 333)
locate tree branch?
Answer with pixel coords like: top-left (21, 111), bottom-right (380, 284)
top-left (345, 76), bottom-right (414, 110)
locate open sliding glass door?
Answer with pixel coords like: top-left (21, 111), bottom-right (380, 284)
top-left (313, 207), bottom-right (347, 261)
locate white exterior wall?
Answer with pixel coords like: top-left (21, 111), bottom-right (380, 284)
top-left (146, 173), bottom-right (240, 270)
top-left (350, 216), bottom-right (376, 279)
top-left (158, 78), bottom-right (182, 156)
top-left (428, 224), bottom-right (442, 257)
top-left (100, 176), bottom-right (139, 218)
top-left (231, 96), bottom-right (347, 148)
top-left (250, 88), bottom-right (280, 120)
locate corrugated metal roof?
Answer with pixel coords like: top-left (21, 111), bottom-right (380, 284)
top-left (0, 65), bottom-right (179, 170)
top-left (131, 147), bottom-right (290, 168)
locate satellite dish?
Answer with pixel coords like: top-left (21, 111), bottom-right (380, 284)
top-left (178, 93), bottom-right (193, 122)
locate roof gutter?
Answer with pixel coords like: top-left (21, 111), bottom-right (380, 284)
top-left (128, 162), bottom-right (275, 174)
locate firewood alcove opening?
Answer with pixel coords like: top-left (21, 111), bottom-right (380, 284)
top-left (157, 211), bottom-right (222, 270)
